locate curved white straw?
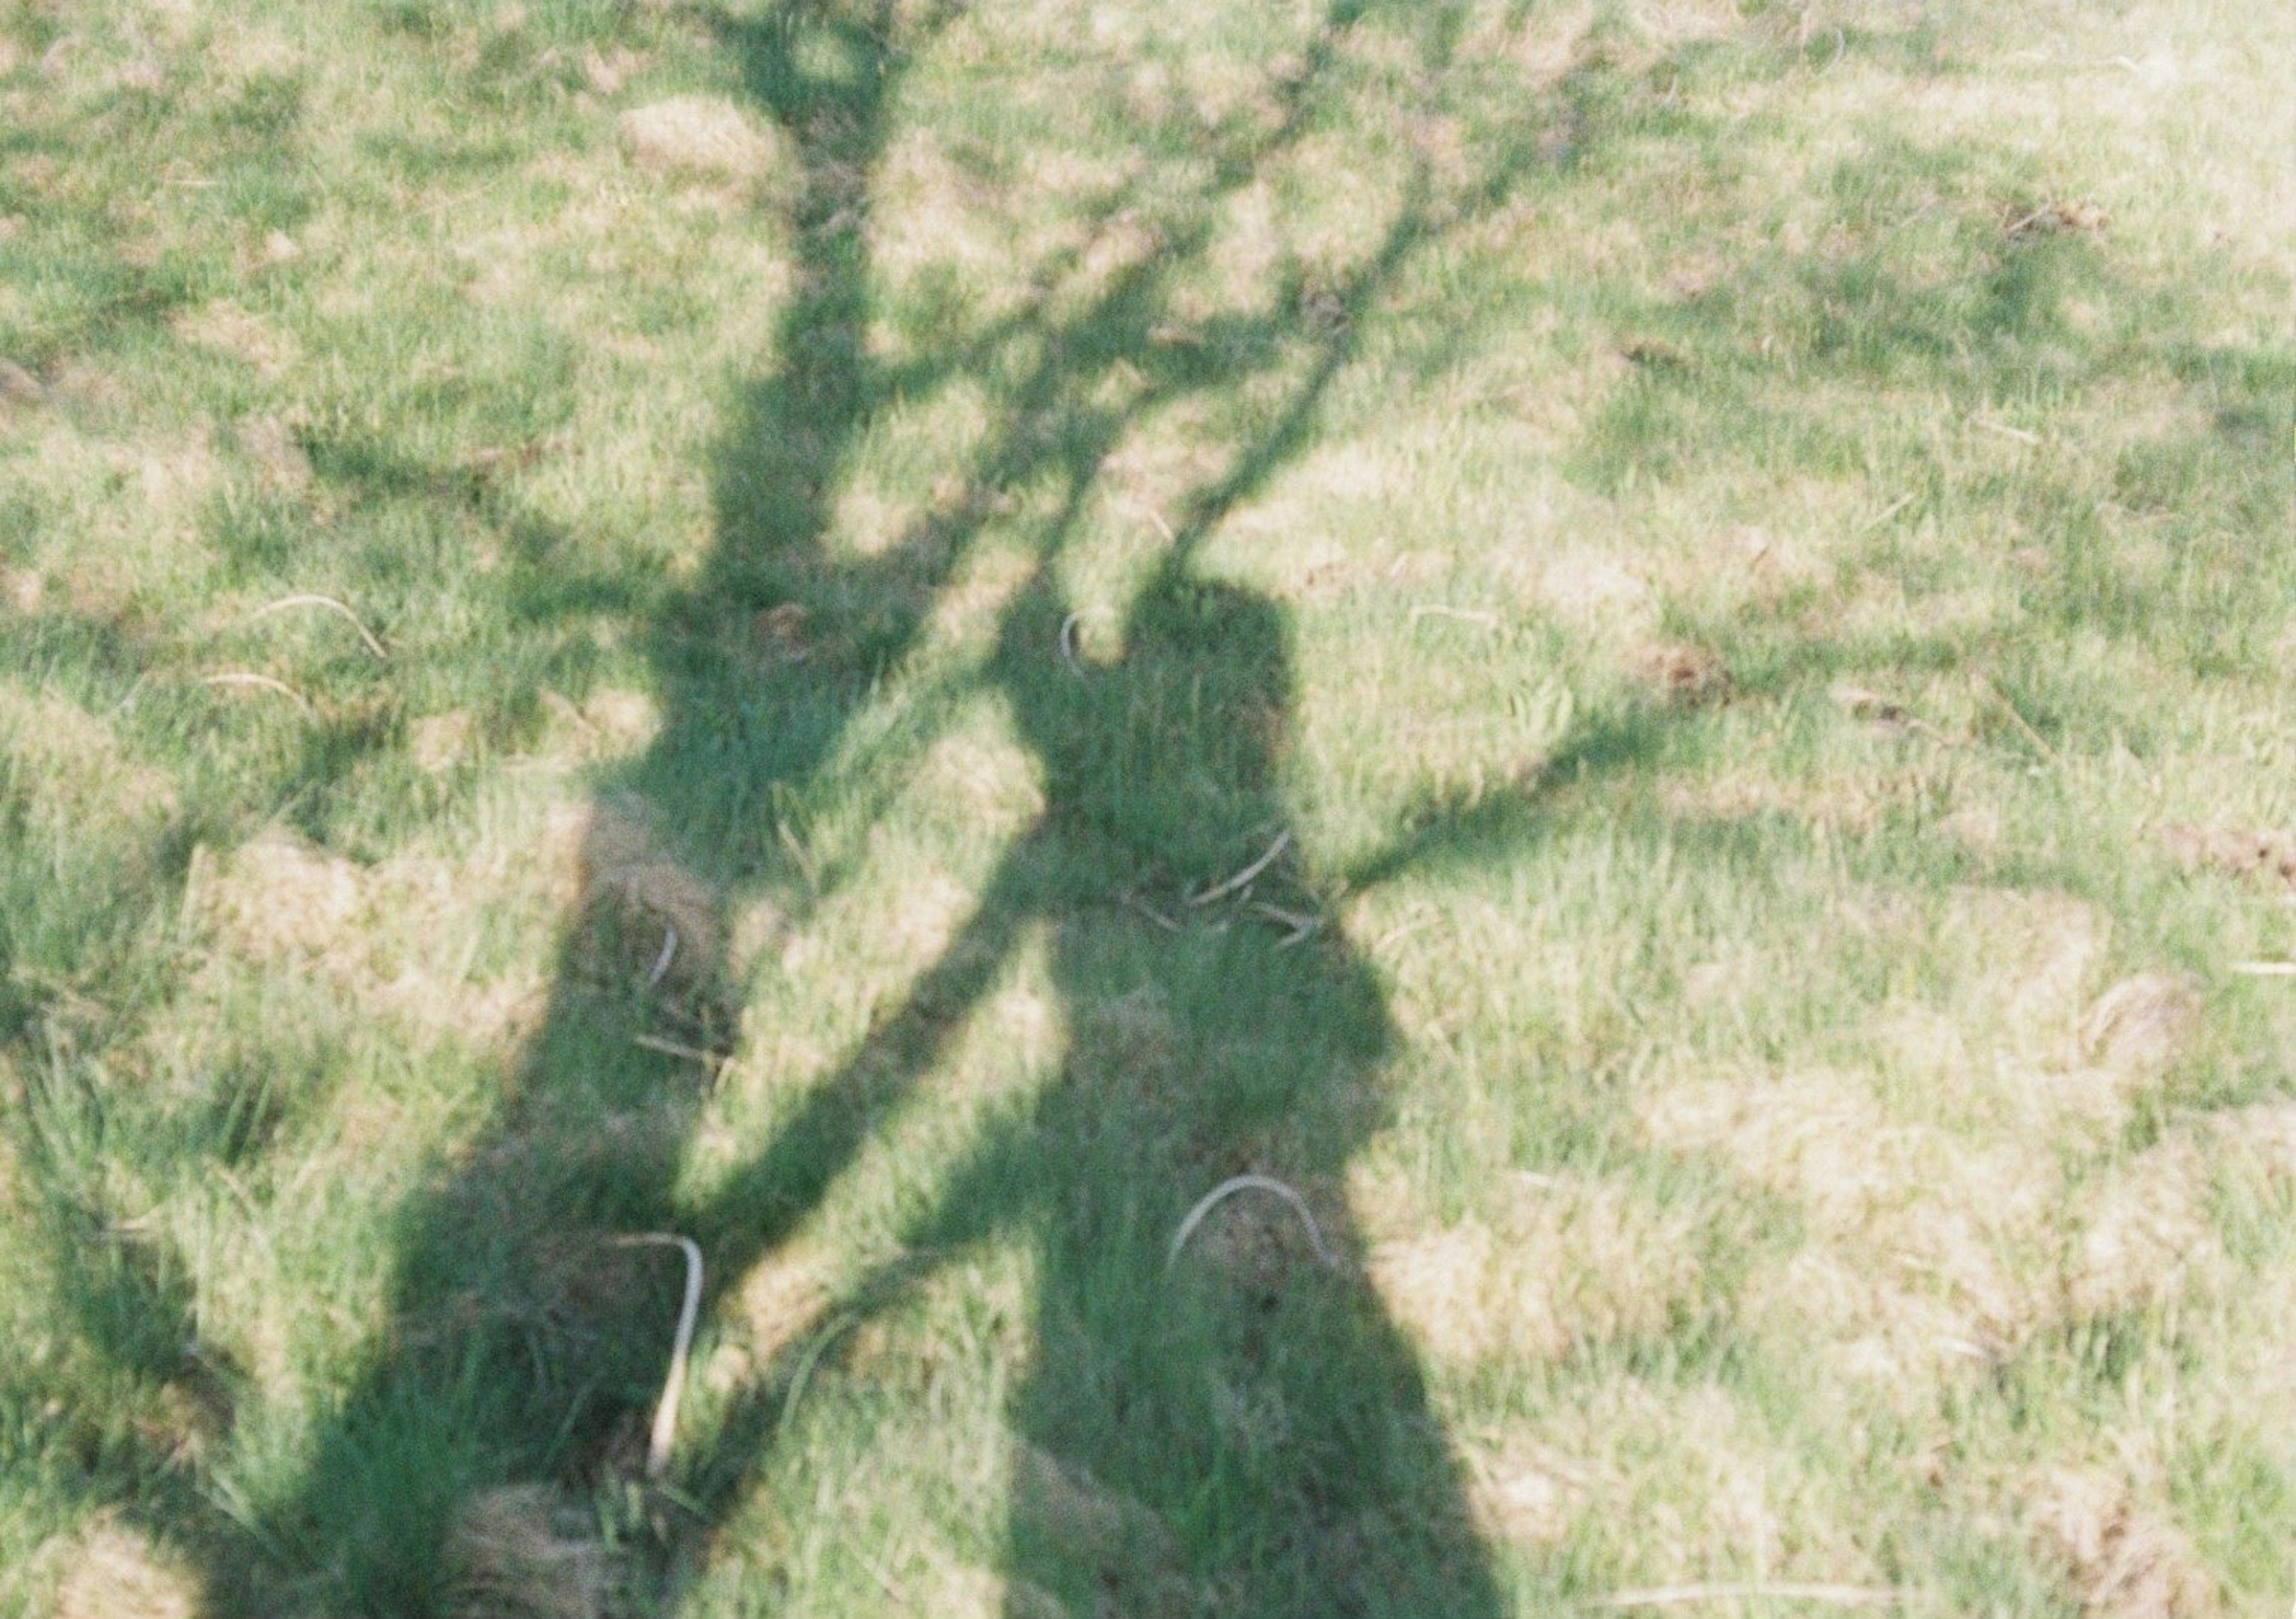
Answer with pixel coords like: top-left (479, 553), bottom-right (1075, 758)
top-left (1167, 1174), bottom-right (1336, 1270)
top-left (610, 1233), bottom-right (704, 1479)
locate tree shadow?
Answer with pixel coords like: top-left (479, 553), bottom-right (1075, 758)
top-left (172, 0), bottom-right (1551, 1612)
top-left (55, 0), bottom-right (2277, 1611)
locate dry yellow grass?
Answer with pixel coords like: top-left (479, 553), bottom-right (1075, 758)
top-left (444, 1487), bottom-right (612, 1619)
top-left (47, 1522), bottom-right (198, 1619)
top-left (616, 97), bottom-right (783, 185)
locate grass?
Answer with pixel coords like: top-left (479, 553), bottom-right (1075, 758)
top-left (2, 0), bottom-right (2292, 1614)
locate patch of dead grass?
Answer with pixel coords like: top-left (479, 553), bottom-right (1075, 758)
top-left (1526, 545), bottom-right (1659, 639)
top-left (171, 301), bottom-right (298, 377)
top-left (1360, 1168), bottom-right (1708, 1366)
top-left (2078, 973), bottom-right (2202, 1077)
top-left (443, 1486), bottom-right (611, 1619)
top-left (1651, 1070), bottom-right (2062, 1368)
top-left (572, 799), bottom-right (726, 994)
top-left (233, 414), bottom-right (312, 496)
top-left (0, 684), bottom-right (179, 851)
top-left (1630, 641), bottom-right (1731, 706)
top-left (1661, 766), bottom-right (1889, 836)
top-left (196, 824), bottom-right (554, 1048)
top-left (1465, 1435), bottom-right (1590, 1547)
top-left (616, 96), bottom-right (781, 185)
top-left (2065, 1136), bottom-right (2221, 1321)
top-left (2029, 1468), bottom-right (2220, 1619)
top-left (2157, 823), bottom-right (2296, 893)
top-left (46, 1522), bottom-right (197, 1619)
top-left (1958, 888), bottom-right (2112, 1062)
top-left (411, 710), bottom-right (477, 774)
top-left (1009, 1442), bottom-right (1199, 1614)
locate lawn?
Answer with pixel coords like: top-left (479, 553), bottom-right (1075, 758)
top-left (2, 0), bottom-right (2292, 1614)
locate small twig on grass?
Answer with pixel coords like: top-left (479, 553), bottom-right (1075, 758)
top-left (1187, 830), bottom-right (1291, 906)
top-left (2232, 961), bottom-right (2296, 977)
top-left (200, 671), bottom-right (315, 716)
top-left (1168, 1175), bottom-right (1337, 1270)
top-left (1410, 604), bottom-right (1500, 628)
top-left (244, 594), bottom-right (388, 659)
top-left (1976, 677), bottom-right (2061, 766)
top-left (1857, 492), bottom-right (1916, 532)
top-left (607, 1233), bottom-right (704, 1480)
top-left (1971, 416), bottom-right (2041, 446)
top-left (1120, 891), bottom-right (1183, 933)
top-left (1592, 1583), bottom-right (1900, 1610)
top-left (1248, 901), bottom-right (1320, 946)
top-left (633, 1033), bottom-right (731, 1068)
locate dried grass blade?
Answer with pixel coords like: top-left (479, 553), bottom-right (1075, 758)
top-left (609, 1233), bottom-right (704, 1479)
top-left (1187, 830), bottom-right (1292, 907)
top-left (1168, 1174), bottom-right (1336, 1270)
top-left (245, 594), bottom-right (389, 659)
top-left (200, 671), bottom-right (315, 716)
top-left (1592, 1583), bottom-right (1899, 1610)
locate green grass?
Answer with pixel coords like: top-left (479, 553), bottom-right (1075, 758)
top-left (3, 0), bottom-right (2294, 1614)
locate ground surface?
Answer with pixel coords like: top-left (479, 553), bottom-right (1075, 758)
top-left (2, 0), bottom-right (2293, 1614)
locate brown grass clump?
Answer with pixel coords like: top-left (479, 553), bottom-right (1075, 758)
top-left (412, 710), bottom-right (478, 774)
top-left (171, 301), bottom-right (299, 377)
top-left (1631, 641), bottom-right (1731, 706)
top-left (0, 685), bottom-right (179, 837)
top-left (233, 413), bottom-right (313, 495)
top-left (1361, 1170), bottom-right (1706, 1366)
top-left (2005, 198), bottom-right (2111, 241)
top-left (616, 97), bottom-right (781, 183)
top-left (1466, 1438), bottom-right (1587, 1547)
top-left (2064, 1138), bottom-right (2221, 1320)
top-left (2206, 1102), bottom-right (2296, 1179)
top-left (1649, 1071), bottom-right (2060, 1368)
top-left (572, 801), bottom-right (725, 993)
top-left (2029, 1469), bottom-right (2219, 1619)
top-left (2079, 973), bottom-right (2202, 1076)
top-left (1010, 1443), bottom-right (1199, 1614)
top-left (197, 827), bottom-right (548, 1049)
top-left (0, 357), bottom-right (42, 410)
top-left (2157, 823), bottom-right (2296, 892)
top-left (1180, 1175), bottom-right (1338, 1304)
top-left (203, 829), bottom-right (367, 962)
top-left (442, 1486), bottom-right (612, 1619)
top-left (49, 1522), bottom-right (198, 1619)
top-left (1529, 546), bottom-right (1657, 637)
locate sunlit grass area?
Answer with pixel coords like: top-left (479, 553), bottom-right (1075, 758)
top-left (3, 0), bottom-right (2292, 1614)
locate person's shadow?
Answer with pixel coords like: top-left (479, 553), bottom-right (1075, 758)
top-left (758, 552), bottom-right (1508, 1615)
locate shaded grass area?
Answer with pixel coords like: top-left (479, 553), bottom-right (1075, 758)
top-left (3, 0), bottom-right (2294, 1615)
